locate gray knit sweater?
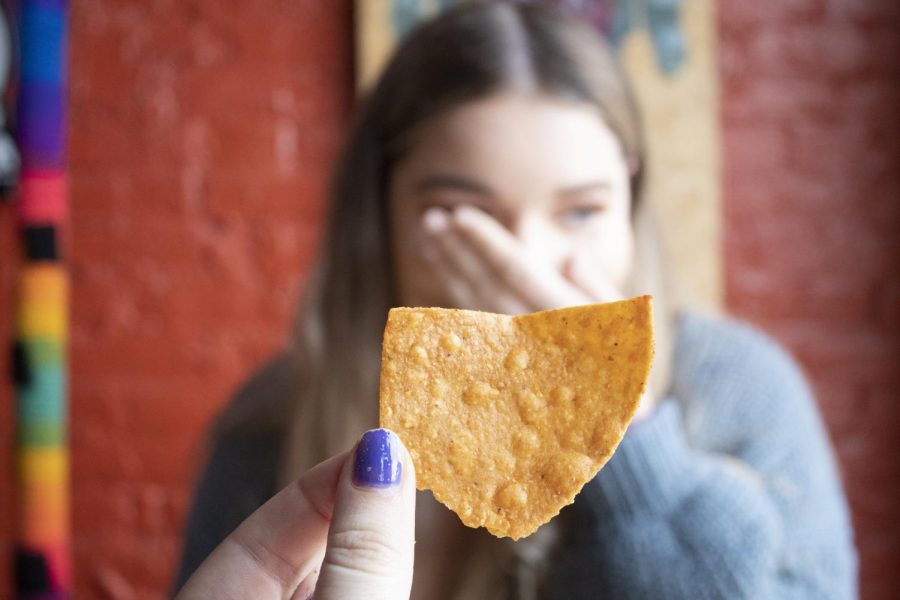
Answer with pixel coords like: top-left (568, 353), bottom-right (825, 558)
top-left (173, 313), bottom-right (858, 598)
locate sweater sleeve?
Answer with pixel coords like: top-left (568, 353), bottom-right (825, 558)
top-left (548, 326), bottom-right (857, 600)
top-left (170, 431), bottom-right (281, 595)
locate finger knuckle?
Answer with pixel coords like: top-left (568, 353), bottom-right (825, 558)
top-left (230, 531), bottom-right (298, 591)
top-left (325, 526), bottom-right (404, 576)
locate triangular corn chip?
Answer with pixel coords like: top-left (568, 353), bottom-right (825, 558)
top-left (379, 296), bottom-right (654, 539)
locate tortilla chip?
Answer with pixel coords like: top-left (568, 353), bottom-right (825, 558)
top-left (379, 296), bottom-right (654, 540)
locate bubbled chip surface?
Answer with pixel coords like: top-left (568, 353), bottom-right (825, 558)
top-left (379, 296), bottom-right (654, 539)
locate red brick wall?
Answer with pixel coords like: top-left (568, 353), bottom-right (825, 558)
top-left (719, 1), bottom-right (900, 598)
top-left (0, 0), bottom-right (353, 597)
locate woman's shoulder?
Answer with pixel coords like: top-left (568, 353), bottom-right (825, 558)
top-left (674, 310), bottom-right (807, 382)
top-left (671, 311), bottom-right (816, 431)
top-left (210, 350), bottom-right (303, 441)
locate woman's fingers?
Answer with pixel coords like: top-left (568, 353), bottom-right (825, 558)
top-left (424, 205), bottom-right (624, 314)
top-left (426, 210), bottom-right (495, 291)
top-left (175, 429), bottom-right (417, 600)
top-left (451, 206), bottom-right (588, 311)
top-left (451, 205), bottom-right (532, 289)
top-left (315, 429), bottom-right (417, 600)
top-left (422, 211), bottom-right (480, 309)
top-left (424, 209), bottom-right (485, 305)
top-left (423, 209), bottom-right (530, 314)
top-left (175, 451), bottom-right (348, 600)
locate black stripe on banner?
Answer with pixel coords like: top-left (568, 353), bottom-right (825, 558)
top-left (11, 339), bottom-right (31, 386)
top-left (14, 546), bottom-right (52, 593)
top-left (22, 226), bottom-right (59, 261)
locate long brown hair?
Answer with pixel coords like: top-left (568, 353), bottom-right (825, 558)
top-left (248, 2), bottom-right (674, 597)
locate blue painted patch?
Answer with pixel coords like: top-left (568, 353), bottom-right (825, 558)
top-left (19, 0), bottom-right (68, 84)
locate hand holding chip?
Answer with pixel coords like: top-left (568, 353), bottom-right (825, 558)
top-left (175, 429), bottom-right (416, 600)
top-left (422, 205), bottom-right (624, 315)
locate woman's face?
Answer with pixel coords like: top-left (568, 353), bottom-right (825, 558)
top-left (389, 92), bottom-right (634, 313)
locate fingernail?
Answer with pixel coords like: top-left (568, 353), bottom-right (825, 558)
top-left (423, 208), bottom-right (449, 233)
top-left (353, 429), bottom-right (402, 488)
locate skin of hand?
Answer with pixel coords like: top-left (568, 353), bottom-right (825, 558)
top-left (175, 429), bottom-right (416, 600)
top-left (421, 204), bottom-right (624, 315)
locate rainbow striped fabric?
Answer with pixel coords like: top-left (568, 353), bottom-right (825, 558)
top-left (12, 0), bottom-right (70, 598)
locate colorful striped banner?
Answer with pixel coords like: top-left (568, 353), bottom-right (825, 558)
top-left (11, 1), bottom-right (71, 598)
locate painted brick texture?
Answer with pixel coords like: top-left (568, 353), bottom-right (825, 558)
top-left (719, 1), bottom-right (900, 598)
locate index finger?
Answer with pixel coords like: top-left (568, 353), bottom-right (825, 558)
top-left (450, 205), bottom-right (534, 285)
top-left (175, 451), bottom-right (348, 600)
top-left (452, 206), bottom-right (587, 310)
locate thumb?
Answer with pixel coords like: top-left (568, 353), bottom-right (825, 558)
top-left (314, 428), bottom-right (417, 600)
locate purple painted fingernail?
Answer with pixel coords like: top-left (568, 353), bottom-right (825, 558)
top-left (353, 429), bottom-right (402, 488)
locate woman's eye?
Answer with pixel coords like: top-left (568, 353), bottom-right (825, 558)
top-left (560, 205), bottom-right (605, 224)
